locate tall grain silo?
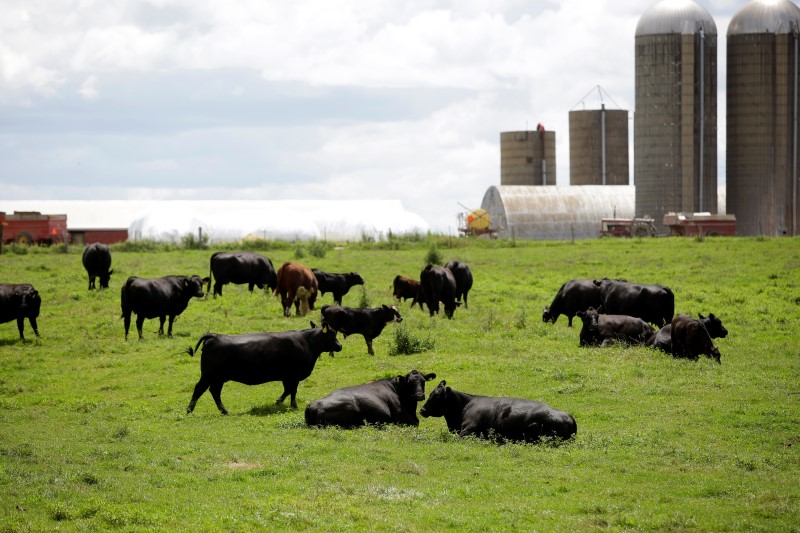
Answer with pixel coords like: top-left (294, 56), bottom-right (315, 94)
top-left (569, 106), bottom-right (630, 185)
top-left (727, 0), bottom-right (800, 237)
top-left (500, 127), bottom-right (556, 185)
top-left (634, 0), bottom-right (718, 230)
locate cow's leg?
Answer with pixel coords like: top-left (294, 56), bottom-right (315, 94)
top-left (208, 382), bottom-right (228, 415)
top-left (136, 315), bottom-right (146, 340)
top-left (366, 338), bottom-right (375, 356)
top-left (28, 317), bottom-right (39, 338)
top-left (283, 290), bottom-right (293, 317)
top-left (248, 283), bottom-right (255, 293)
top-left (123, 312), bottom-right (132, 340)
top-left (214, 282), bottom-right (223, 297)
top-left (567, 315), bottom-right (573, 327)
top-left (88, 276), bottom-right (94, 290)
top-left (167, 315), bottom-right (176, 337)
top-left (276, 381), bottom-right (299, 409)
top-left (157, 316), bottom-right (166, 336)
top-left (187, 378), bottom-right (210, 413)
top-left (15, 317), bottom-right (25, 340)
top-left (463, 291), bottom-right (468, 309)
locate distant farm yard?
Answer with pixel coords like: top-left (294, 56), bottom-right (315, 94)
top-left (0, 237), bottom-right (798, 531)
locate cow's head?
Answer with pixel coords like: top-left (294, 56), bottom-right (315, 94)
top-left (19, 287), bottom-right (41, 315)
top-left (348, 273), bottom-right (365, 286)
top-left (382, 305), bottom-right (403, 324)
top-left (184, 275), bottom-right (208, 298)
top-left (99, 269), bottom-right (114, 289)
top-left (419, 380), bottom-right (449, 418)
top-left (394, 369), bottom-right (436, 402)
top-left (542, 306), bottom-right (555, 323)
top-left (311, 321), bottom-right (342, 354)
top-left (699, 313), bottom-right (728, 339)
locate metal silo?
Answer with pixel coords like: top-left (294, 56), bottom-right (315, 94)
top-left (500, 128), bottom-right (557, 185)
top-left (569, 106), bottom-right (630, 185)
top-left (727, 0), bottom-right (800, 237)
top-left (634, 0), bottom-right (718, 230)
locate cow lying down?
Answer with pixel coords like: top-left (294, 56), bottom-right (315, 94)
top-left (305, 369), bottom-right (436, 428)
top-left (420, 380), bottom-right (577, 443)
top-left (648, 313), bottom-right (726, 364)
top-left (577, 307), bottom-right (655, 347)
top-left (320, 304), bottom-right (402, 355)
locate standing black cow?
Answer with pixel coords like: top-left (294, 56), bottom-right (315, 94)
top-left (543, 279), bottom-right (602, 327)
top-left (208, 251), bottom-right (277, 297)
top-left (320, 304), bottom-right (402, 355)
top-left (576, 307), bottom-right (656, 347)
top-left (82, 243), bottom-right (113, 290)
top-left (420, 380), bottom-right (577, 442)
top-left (593, 279), bottom-right (674, 327)
top-left (0, 283), bottom-right (41, 340)
top-left (305, 369), bottom-right (437, 428)
top-left (648, 313), bottom-right (728, 355)
top-left (420, 264), bottom-right (459, 319)
top-left (186, 322), bottom-right (342, 414)
top-left (311, 269), bottom-right (365, 306)
top-left (444, 261), bottom-right (473, 309)
top-left (120, 275), bottom-right (208, 340)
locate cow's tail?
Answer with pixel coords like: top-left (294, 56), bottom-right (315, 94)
top-left (119, 280), bottom-right (129, 319)
top-left (186, 333), bottom-right (216, 357)
top-left (207, 263), bottom-right (213, 295)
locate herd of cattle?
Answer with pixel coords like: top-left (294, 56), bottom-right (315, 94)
top-left (0, 243), bottom-right (727, 443)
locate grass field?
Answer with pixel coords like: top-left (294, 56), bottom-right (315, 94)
top-left (1, 236), bottom-right (799, 531)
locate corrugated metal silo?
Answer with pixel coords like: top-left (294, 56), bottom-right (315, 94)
top-left (569, 106), bottom-right (630, 185)
top-left (500, 129), bottom-right (557, 185)
top-left (727, 0), bottom-right (800, 236)
top-left (480, 185), bottom-right (634, 240)
top-left (635, 0), bottom-right (718, 230)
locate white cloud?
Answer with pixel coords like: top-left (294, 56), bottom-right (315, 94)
top-left (78, 74), bottom-right (99, 99)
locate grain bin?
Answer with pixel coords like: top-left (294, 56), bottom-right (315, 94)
top-left (727, 0), bottom-right (800, 236)
top-left (500, 128), bottom-right (557, 185)
top-left (634, 0), bottom-right (718, 229)
top-left (569, 106), bottom-right (630, 185)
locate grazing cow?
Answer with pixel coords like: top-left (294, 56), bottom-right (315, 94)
top-left (420, 380), bottom-right (577, 443)
top-left (648, 313), bottom-right (728, 355)
top-left (82, 243), bottom-right (113, 290)
top-left (670, 314), bottom-right (722, 363)
top-left (120, 275), bottom-right (207, 340)
top-left (208, 251), bottom-right (277, 297)
top-left (593, 279), bottom-right (674, 327)
top-left (186, 322), bottom-right (342, 414)
top-left (420, 264), bottom-right (459, 319)
top-left (392, 275), bottom-right (424, 310)
top-left (576, 307), bottom-right (656, 347)
top-left (445, 261), bottom-right (473, 309)
top-left (305, 369), bottom-right (437, 428)
top-left (543, 279), bottom-right (602, 327)
top-left (320, 304), bottom-right (403, 355)
top-left (275, 261), bottom-right (318, 317)
top-left (0, 283), bottom-right (41, 340)
top-left (311, 269), bottom-right (365, 305)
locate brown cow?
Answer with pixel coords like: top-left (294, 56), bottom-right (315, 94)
top-left (275, 261), bottom-right (318, 317)
top-left (392, 275), bottom-right (424, 310)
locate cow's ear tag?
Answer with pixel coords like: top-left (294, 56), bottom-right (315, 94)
top-left (322, 324), bottom-right (328, 333)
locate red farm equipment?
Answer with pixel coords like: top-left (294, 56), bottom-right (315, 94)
top-left (0, 211), bottom-right (68, 245)
top-left (663, 212), bottom-right (737, 237)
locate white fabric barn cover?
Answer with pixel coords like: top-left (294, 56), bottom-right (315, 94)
top-left (481, 186), bottom-right (636, 240)
top-left (0, 200), bottom-right (429, 242)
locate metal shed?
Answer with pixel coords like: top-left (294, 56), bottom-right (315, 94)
top-left (480, 186), bottom-right (635, 240)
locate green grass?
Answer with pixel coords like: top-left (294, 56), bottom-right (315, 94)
top-left (1, 237), bottom-right (799, 531)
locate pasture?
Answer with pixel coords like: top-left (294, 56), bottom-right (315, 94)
top-left (0, 237), bottom-right (799, 531)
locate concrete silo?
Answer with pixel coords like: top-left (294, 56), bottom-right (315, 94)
top-left (727, 0), bottom-right (800, 237)
top-left (634, 0), bottom-right (718, 230)
top-left (569, 106), bottom-right (630, 185)
top-left (500, 128), bottom-right (556, 185)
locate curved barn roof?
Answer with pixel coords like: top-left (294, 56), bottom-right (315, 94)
top-left (480, 186), bottom-right (635, 241)
top-left (636, 0), bottom-right (717, 36)
top-left (728, 0), bottom-right (800, 36)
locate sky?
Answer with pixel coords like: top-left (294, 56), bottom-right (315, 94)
top-left (1, 0), bottom-right (743, 232)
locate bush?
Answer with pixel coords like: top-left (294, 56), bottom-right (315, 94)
top-left (307, 239), bottom-right (328, 258)
top-left (424, 244), bottom-right (442, 265)
top-left (182, 231), bottom-right (209, 250)
top-left (389, 325), bottom-right (435, 355)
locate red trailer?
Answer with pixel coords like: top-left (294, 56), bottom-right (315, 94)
top-left (0, 211), bottom-right (68, 245)
top-left (663, 212), bottom-right (737, 237)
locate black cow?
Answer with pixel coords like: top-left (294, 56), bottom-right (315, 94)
top-left (593, 279), bottom-right (674, 327)
top-left (671, 314), bottom-right (722, 363)
top-left (420, 380), bottom-right (577, 442)
top-left (320, 304), bottom-right (402, 355)
top-left (543, 279), bottom-right (602, 327)
top-left (208, 251), bottom-right (277, 297)
top-left (186, 322), bottom-right (342, 414)
top-left (305, 369), bottom-right (436, 428)
top-left (120, 275), bottom-right (208, 340)
top-left (648, 313), bottom-right (728, 355)
top-left (420, 264), bottom-right (459, 319)
top-left (392, 275), bottom-right (424, 310)
top-left (82, 243), bottom-right (113, 290)
top-left (311, 269), bottom-right (365, 306)
top-left (0, 283), bottom-right (41, 340)
top-left (576, 307), bottom-right (656, 347)
top-left (445, 261), bottom-right (473, 309)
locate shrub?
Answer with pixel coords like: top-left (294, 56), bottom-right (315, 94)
top-left (182, 231), bottom-right (209, 250)
top-left (389, 325), bottom-right (435, 355)
top-left (307, 239), bottom-right (328, 258)
top-left (424, 244), bottom-right (442, 265)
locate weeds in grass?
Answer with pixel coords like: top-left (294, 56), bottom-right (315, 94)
top-left (389, 324), bottom-right (435, 355)
top-left (358, 286), bottom-right (370, 308)
top-left (307, 239), bottom-right (328, 258)
top-left (425, 244), bottom-right (443, 265)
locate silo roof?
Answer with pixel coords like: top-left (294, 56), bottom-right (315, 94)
top-left (636, 0), bottom-right (717, 36)
top-left (727, 0), bottom-right (800, 36)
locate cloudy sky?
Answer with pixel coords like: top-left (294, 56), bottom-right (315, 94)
top-left (1, 0), bottom-right (742, 231)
